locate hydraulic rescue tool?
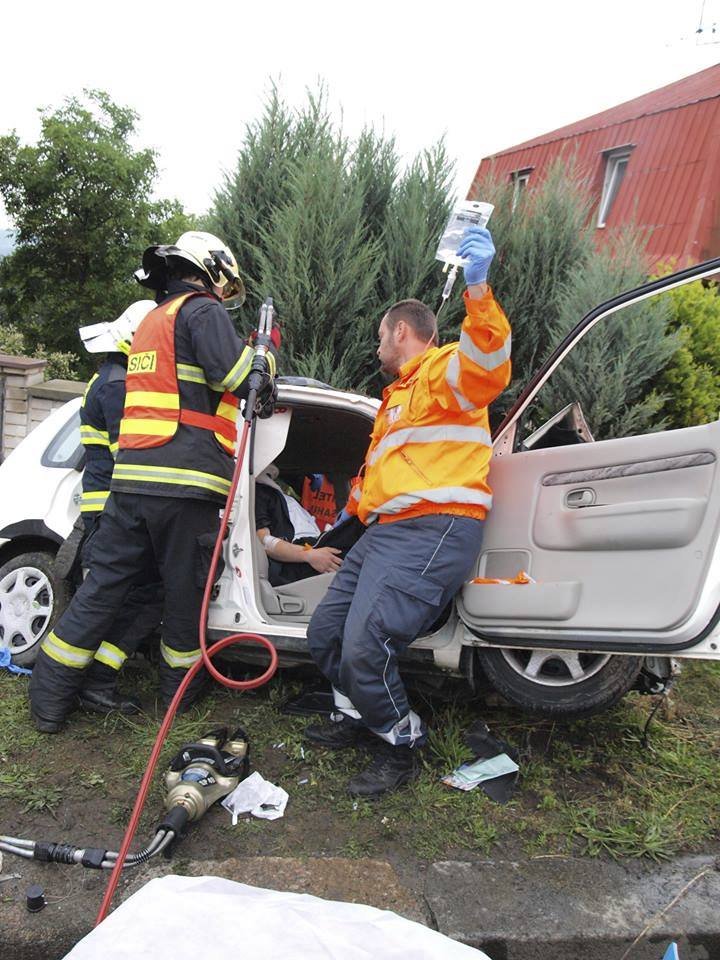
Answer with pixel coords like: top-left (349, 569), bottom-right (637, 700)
top-left (2, 298), bottom-right (280, 925)
top-left (0, 726), bottom-right (250, 870)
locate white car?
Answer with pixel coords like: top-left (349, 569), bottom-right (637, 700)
top-left (2, 257), bottom-right (720, 717)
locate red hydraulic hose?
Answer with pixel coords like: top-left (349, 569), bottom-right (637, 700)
top-left (95, 416), bottom-right (278, 925)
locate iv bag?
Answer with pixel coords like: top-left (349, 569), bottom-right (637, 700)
top-left (435, 200), bottom-right (494, 268)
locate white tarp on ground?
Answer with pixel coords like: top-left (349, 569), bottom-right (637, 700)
top-left (65, 875), bottom-right (491, 960)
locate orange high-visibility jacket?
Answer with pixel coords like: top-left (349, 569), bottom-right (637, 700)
top-left (347, 287), bottom-right (511, 526)
top-left (119, 292), bottom-right (239, 456)
top-left (301, 475), bottom-right (338, 530)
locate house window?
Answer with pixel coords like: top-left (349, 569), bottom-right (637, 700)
top-left (510, 168), bottom-right (532, 210)
top-left (597, 148), bottom-right (632, 227)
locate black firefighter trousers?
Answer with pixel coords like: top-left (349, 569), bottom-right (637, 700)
top-left (29, 492), bottom-right (220, 722)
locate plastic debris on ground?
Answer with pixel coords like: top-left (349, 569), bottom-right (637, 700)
top-left (662, 945), bottom-right (679, 960)
top-left (0, 647), bottom-right (32, 676)
top-left (222, 771), bottom-right (288, 823)
top-left (442, 754), bottom-right (519, 791)
top-left (441, 720), bottom-right (521, 804)
top-left (65, 875), bottom-right (491, 959)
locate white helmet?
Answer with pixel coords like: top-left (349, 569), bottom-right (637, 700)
top-left (78, 300), bottom-right (156, 355)
top-left (135, 231), bottom-right (246, 307)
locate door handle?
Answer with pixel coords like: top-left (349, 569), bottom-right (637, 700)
top-left (566, 488), bottom-right (596, 508)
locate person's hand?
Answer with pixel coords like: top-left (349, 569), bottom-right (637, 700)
top-left (307, 546), bottom-right (343, 574)
top-left (256, 378), bottom-right (278, 419)
top-left (248, 320), bottom-right (282, 352)
top-left (456, 226), bottom-right (495, 286)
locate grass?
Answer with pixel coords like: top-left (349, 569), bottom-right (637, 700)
top-left (0, 764), bottom-right (63, 816)
top-left (0, 660), bottom-right (718, 864)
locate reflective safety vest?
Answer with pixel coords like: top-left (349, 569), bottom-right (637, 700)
top-left (301, 475), bottom-right (338, 529)
top-left (119, 292), bottom-right (239, 456)
top-left (347, 289), bottom-right (512, 526)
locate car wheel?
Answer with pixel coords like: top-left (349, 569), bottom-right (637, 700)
top-left (0, 551), bottom-right (72, 667)
top-left (477, 646), bottom-right (643, 719)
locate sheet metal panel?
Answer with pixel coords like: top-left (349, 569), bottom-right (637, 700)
top-left (471, 90), bottom-right (720, 266)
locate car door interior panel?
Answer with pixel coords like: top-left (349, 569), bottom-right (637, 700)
top-left (460, 579), bottom-right (582, 621)
top-left (534, 496), bottom-right (707, 551)
top-left (461, 421), bottom-right (720, 637)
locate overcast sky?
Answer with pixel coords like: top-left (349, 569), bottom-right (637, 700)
top-left (1, 0), bottom-right (718, 230)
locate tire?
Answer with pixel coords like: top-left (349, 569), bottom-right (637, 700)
top-left (477, 646), bottom-right (643, 719)
top-left (0, 551), bottom-right (73, 667)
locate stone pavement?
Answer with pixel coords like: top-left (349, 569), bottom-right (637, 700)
top-left (1, 853), bottom-right (718, 959)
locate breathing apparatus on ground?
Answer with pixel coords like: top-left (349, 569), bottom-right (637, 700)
top-left (0, 726), bottom-right (250, 871)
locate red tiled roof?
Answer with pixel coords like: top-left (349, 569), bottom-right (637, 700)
top-left (492, 63), bottom-right (720, 157)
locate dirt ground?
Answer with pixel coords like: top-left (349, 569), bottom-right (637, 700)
top-left (1, 658), bottom-right (719, 877)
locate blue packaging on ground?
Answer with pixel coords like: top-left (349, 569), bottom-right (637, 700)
top-left (442, 753), bottom-right (519, 791)
top-left (0, 648), bottom-right (32, 676)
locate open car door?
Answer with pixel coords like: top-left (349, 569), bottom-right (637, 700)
top-left (458, 260), bottom-right (720, 678)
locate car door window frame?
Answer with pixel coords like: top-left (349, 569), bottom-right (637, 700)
top-left (493, 258), bottom-right (720, 454)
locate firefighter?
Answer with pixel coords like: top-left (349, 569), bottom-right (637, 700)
top-left (304, 225), bottom-right (511, 797)
top-left (71, 300), bottom-right (163, 715)
top-left (29, 232), bottom-right (278, 732)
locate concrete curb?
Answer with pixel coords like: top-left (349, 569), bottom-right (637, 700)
top-left (425, 855), bottom-right (720, 959)
top-left (1, 854), bottom-right (718, 959)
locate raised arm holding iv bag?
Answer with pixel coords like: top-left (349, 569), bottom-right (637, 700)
top-left (435, 200), bottom-right (494, 316)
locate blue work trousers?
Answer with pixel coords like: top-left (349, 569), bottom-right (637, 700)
top-left (307, 514), bottom-right (483, 746)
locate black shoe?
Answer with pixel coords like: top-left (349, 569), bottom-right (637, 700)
top-left (304, 712), bottom-right (373, 750)
top-left (77, 687), bottom-right (141, 716)
top-left (31, 711), bottom-right (64, 734)
top-left (347, 744), bottom-right (419, 798)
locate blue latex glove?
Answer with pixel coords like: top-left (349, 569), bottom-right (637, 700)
top-left (308, 473), bottom-right (324, 493)
top-left (456, 226), bottom-right (495, 286)
top-left (333, 508), bottom-right (351, 528)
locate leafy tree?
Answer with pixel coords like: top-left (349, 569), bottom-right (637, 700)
top-left (536, 230), bottom-right (676, 439)
top-left (473, 160), bottom-right (676, 438)
top-left (652, 272), bottom-right (720, 429)
top-left (0, 305), bottom-right (77, 379)
top-left (208, 87), bottom-right (454, 393)
top-left (0, 90), bottom-right (194, 374)
top-left (473, 161), bottom-right (595, 393)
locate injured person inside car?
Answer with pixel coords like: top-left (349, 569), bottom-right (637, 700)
top-left (255, 463), bottom-right (363, 587)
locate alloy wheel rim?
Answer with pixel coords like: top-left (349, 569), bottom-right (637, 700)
top-left (499, 647), bottom-right (612, 687)
top-left (0, 566), bottom-right (54, 656)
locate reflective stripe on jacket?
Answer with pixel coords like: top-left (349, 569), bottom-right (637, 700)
top-left (348, 287), bottom-right (511, 525)
top-left (119, 292), bottom-right (241, 456)
top-left (111, 282), bottom-right (256, 502)
top-left (80, 357), bottom-right (127, 514)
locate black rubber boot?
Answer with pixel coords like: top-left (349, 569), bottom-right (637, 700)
top-left (160, 677), bottom-right (210, 715)
top-left (159, 664), bottom-right (209, 715)
top-left (305, 712), bottom-right (373, 749)
top-left (77, 686), bottom-right (141, 716)
top-left (30, 711), bottom-right (64, 734)
top-left (347, 744), bottom-right (419, 798)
